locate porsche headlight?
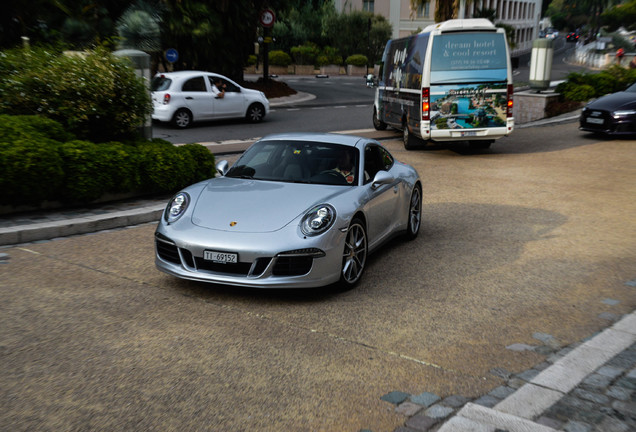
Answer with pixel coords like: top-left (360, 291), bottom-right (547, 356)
top-left (165, 192), bottom-right (190, 223)
top-left (301, 204), bottom-right (336, 236)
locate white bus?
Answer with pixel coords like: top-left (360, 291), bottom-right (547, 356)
top-left (373, 19), bottom-right (514, 150)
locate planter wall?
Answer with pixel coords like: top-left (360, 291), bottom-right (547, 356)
top-left (320, 65), bottom-right (341, 75)
top-left (347, 65), bottom-right (367, 76)
top-left (294, 65), bottom-right (315, 75)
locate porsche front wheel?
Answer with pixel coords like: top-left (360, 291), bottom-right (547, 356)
top-left (340, 218), bottom-right (367, 287)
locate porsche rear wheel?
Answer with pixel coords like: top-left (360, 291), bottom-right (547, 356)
top-left (406, 184), bottom-right (422, 240)
top-left (340, 218), bottom-right (367, 287)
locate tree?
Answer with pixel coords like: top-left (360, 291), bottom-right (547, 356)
top-left (117, 0), bottom-right (162, 52)
top-left (602, 0), bottom-right (636, 31)
top-left (159, 0), bottom-right (297, 80)
top-left (323, 11), bottom-right (391, 64)
top-left (410, 0), bottom-right (459, 23)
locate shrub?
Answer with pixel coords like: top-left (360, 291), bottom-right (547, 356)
top-left (318, 46), bottom-right (343, 66)
top-left (0, 139), bottom-right (65, 205)
top-left (345, 54), bottom-right (368, 67)
top-left (0, 115), bottom-right (216, 207)
top-left (556, 66), bottom-right (636, 102)
top-left (290, 42), bottom-right (320, 65)
top-left (0, 46), bottom-right (152, 142)
top-left (247, 54), bottom-right (257, 66)
top-left (269, 50), bottom-right (292, 67)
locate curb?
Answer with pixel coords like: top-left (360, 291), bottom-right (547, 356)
top-left (0, 204), bottom-right (165, 246)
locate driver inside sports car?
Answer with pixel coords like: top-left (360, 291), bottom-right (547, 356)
top-left (331, 149), bottom-right (355, 184)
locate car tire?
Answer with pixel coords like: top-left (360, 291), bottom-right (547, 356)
top-left (403, 122), bottom-right (418, 150)
top-left (339, 218), bottom-right (367, 288)
top-left (246, 103), bottom-right (265, 123)
top-left (405, 183), bottom-right (422, 240)
top-left (172, 109), bottom-right (192, 129)
top-left (373, 107), bottom-right (387, 130)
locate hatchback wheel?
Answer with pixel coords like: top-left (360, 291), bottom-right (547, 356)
top-left (246, 103), bottom-right (265, 122)
top-left (340, 218), bottom-right (367, 287)
top-left (172, 109), bottom-right (192, 128)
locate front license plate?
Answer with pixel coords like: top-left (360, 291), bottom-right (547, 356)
top-left (586, 117), bottom-right (604, 125)
top-left (204, 251), bottom-right (238, 264)
top-left (461, 131), bottom-right (477, 137)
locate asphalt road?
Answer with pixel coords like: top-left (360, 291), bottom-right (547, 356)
top-left (2, 122), bottom-right (635, 431)
top-left (153, 36), bottom-right (588, 146)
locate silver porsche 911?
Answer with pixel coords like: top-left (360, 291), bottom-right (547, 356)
top-left (155, 133), bottom-right (422, 288)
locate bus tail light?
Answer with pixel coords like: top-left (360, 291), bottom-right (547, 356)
top-left (506, 84), bottom-right (513, 118)
top-left (422, 87), bottom-right (430, 121)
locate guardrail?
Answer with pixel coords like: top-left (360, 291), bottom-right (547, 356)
top-left (570, 42), bottom-right (635, 69)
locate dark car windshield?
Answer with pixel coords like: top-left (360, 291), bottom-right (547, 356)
top-left (226, 140), bottom-right (359, 186)
top-left (626, 83), bottom-right (636, 93)
top-left (151, 76), bottom-right (172, 91)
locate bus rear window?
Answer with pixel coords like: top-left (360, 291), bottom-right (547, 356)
top-left (431, 32), bottom-right (508, 83)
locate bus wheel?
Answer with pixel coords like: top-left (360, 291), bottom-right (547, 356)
top-left (403, 124), bottom-right (418, 150)
top-left (373, 108), bottom-right (387, 131)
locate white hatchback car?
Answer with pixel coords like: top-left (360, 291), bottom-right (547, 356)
top-left (151, 71), bottom-right (270, 128)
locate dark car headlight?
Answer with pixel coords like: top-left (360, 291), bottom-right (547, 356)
top-left (300, 204), bottom-right (336, 236)
top-left (612, 110), bottom-right (636, 118)
top-left (165, 192), bottom-right (190, 224)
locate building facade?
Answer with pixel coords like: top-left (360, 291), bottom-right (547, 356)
top-left (333, 0), bottom-right (541, 57)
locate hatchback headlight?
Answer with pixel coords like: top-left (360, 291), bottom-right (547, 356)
top-left (300, 204), bottom-right (336, 236)
top-left (165, 192), bottom-right (190, 223)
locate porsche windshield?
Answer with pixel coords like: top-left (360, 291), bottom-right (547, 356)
top-left (226, 141), bottom-right (359, 186)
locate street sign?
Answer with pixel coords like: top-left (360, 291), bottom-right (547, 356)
top-left (165, 48), bottom-right (179, 63)
top-left (260, 9), bottom-right (275, 28)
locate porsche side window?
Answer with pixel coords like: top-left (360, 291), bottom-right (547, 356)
top-left (379, 147), bottom-right (394, 170)
top-left (364, 145), bottom-right (393, 183)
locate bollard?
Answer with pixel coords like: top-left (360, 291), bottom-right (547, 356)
top-left (529, 38), bottom-right (554, 92)
top-left (113, 49), bottom-right (152, 139)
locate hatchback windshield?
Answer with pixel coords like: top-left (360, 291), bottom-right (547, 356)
top-left (226, 141), bottom-right (359, 186)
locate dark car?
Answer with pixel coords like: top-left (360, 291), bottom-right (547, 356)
top-left (579, 83), bottom-right (636, 136)
top-left (566, 32), bottom-right (579, 42)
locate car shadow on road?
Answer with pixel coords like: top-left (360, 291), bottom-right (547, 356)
top-left (169, 202), bottom-right (568, 304)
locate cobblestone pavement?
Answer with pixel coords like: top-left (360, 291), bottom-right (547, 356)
top-left (377, 311), bottom-right (636, 432)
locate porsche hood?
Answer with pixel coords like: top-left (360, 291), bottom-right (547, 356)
top-left (190, 177), bottom-right (343, 233)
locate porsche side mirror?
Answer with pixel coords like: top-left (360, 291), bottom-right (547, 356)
top-left (216, 160), bottom-right (229, 176)
top-left (371, 170), bottom-right (394, 189)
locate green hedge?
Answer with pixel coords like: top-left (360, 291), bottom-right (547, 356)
top-left (269, 50), bottom-right (292, 67)
top-left (0, 46), bottom-right (152, 142)
top-left (0, 115), bottom-right (215, 206)
top-left (556, 65), bottom-right (636, 102)
top-left (345, 54), bottom-right (368, 67)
